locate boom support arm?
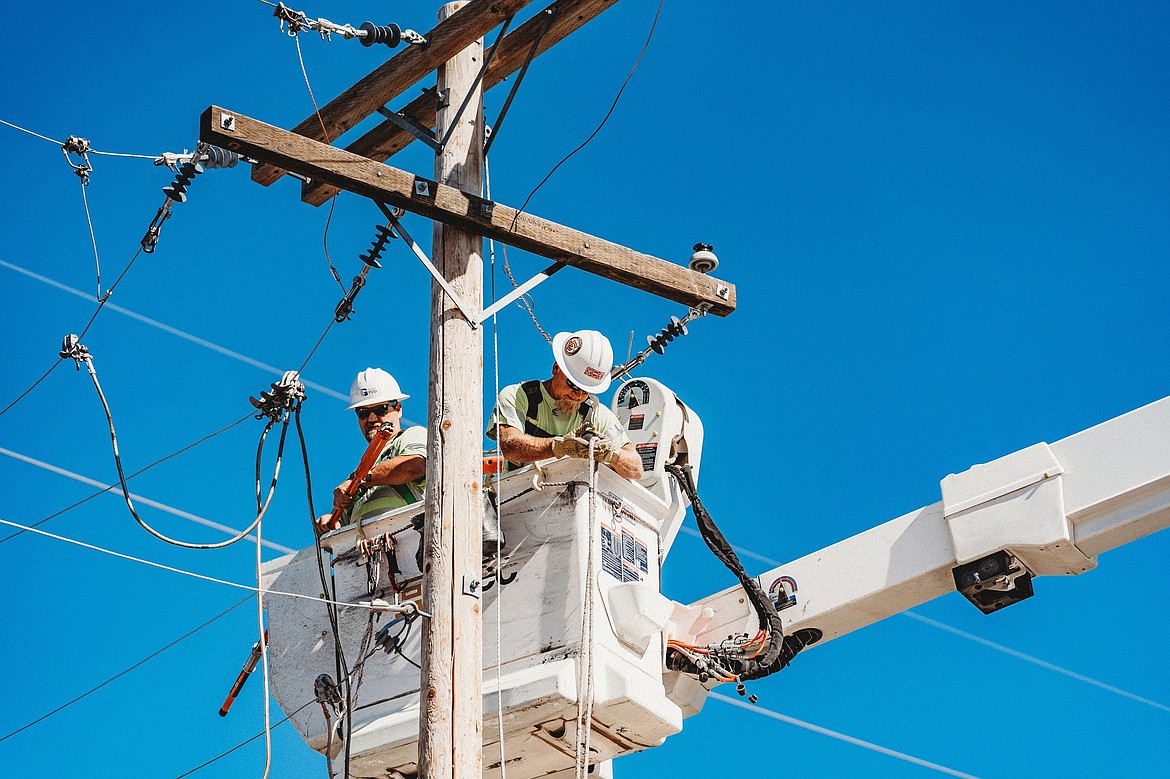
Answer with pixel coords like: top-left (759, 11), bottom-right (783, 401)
top-left (676, 395), bottom-right (1170, 649)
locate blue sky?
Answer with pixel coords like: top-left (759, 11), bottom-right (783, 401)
top-left (2, 1), bottom-right (1169, 777)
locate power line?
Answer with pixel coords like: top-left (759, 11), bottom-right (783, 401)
top-left (0, 117), bottom-right (157, 159)
top-left (0, 413), bottom-right (252, 545)
top-left (710, 692), bottom-right (982, 778)
top-left (0, 447), bottom-right (296, 554)
top-left (0, 517), bottom-right (384, 612)
top-left (0, 595), bottom-right (253, 745)
top-left (0, 260), bottom-right (349, 402)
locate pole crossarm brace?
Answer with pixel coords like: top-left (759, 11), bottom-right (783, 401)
top-left (301, 0), bottom-right (621, 206)
top-left (202, 106), bottom-right (737, 316)
top-left (251, 0), bottom-right (538, 188)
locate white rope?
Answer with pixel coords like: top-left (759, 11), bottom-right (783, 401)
top-left (574, 442), bottom-right (599, 779)
top-left (486, 155), bottom-right (509, 779)
top-left (0, 517), bottom-right (387, 612)
top-left (257, 513), bottom-right (273, 778)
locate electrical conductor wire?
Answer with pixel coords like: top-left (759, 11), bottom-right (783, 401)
top-left (0, 412), bottom-right (252, 546)
top-left (0, 595), bottom-right (253, 745)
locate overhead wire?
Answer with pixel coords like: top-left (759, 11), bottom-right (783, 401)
top-left (0, 517), bottom-right (391, 612)
top-left (0, 413), bottom-right (252, 546)
top-left (0, 260), bottom-right (350, 402)
top-left (0, 118), bottom-right (157, 159)
top-left (0, 595), bottom-right (253, 745)
top-left (71, 343), bottom-right (290, 550)
top-left (510, 0), bottom-right (665, 223)
top-left (710, 692), bottom-right (983, 779)
top-left (0, 447), bottom-right (295, 553)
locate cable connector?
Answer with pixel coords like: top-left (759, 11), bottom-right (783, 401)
top-left (313, 673), bottom-right (344, 713)
top-left (271, 2), bottom-right (426, 46)
top-left (61, 135), bottom-right (93, 185)
top-left (249, 370), bottom-right (306, 421)
top-left (59, 334), bottom-right (92, 370)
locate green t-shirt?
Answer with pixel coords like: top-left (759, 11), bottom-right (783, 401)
top-left (486, 381), bottom-right (631, 450)
top-left (345, 425), bottom-right (427, 524)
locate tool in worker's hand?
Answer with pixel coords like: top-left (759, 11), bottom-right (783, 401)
top-left (318, 424), bottom-right (394, 535)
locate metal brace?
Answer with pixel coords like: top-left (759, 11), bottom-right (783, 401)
top-left (375, 106), bottom-right (441, 152)
top-left (478, 262), bottom-right (565, 324)
top-left (374, 202), bottom-right (480, 326)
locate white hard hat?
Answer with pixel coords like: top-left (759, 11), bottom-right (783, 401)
top-left (347, 367), bottom-right (409, 409)
top-left (552, 330), bottom-right (613, 394)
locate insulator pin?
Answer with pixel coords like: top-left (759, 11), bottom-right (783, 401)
top-left (360, 21), bottom-right (401, 47)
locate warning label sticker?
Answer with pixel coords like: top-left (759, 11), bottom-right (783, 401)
top-left (601, 525), bottom-right (648, 582)
top-left (600, 525), bottom-right (623, 581)
top-left (635, 442), bottom-right (657, 471)
top-left (627, 414), bottom-right (645, 431)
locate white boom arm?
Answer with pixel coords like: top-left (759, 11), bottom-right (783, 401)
top-left (675, 394), bottom-right (1170, 650)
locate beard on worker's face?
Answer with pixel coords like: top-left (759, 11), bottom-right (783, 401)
top-left (554, 397), bottom-right (581, 416)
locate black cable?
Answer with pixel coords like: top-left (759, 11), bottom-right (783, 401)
top-left (0, 595), bottom-right (252, 745)
top-left (82, 353), bottom-right (287, 549)
top-left (510, 0), bottom-right (665, 225)
top-left (0, 359), bottom-right (61, 418)
top-left (666, 464), bottom-right (821, 681)
top-left (0, 246), bottom-right (144, 420)
top-left (0, 413), bottom-right (252, 546)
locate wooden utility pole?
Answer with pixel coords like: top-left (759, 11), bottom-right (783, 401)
top-left (420, 4), bottom-right (484, 779)
top-left (199, 2), bottom-right (740, 776)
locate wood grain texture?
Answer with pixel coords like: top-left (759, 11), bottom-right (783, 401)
top-left (202, 106), bottom-right (737, 315)
top-left (418, 6), bottom-right (484, 778)
top-left (250, 0), bottom-right (534, 187)
top-left (300, 0), bottom-right (621, 206)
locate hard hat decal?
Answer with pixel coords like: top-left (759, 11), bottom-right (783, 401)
top-left (583, 366), bottom-right (605, 380)
top-left (563, 336), bottom-right (583, 356)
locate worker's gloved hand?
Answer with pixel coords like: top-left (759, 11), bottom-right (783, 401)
top-left (589, 436), bottom-right (623, 464)
top-left (551, 434), bottom-right (592, 459)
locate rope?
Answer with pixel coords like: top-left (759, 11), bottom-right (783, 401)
top-left (486, 159), bottom-right (510, 779)
top-left (574, 446), bottom-right (599, 779)
top-left (0, 595), bottom-right (252, 745)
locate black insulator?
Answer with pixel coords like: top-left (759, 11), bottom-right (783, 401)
top-left (163, 160), bottom-right (203, 203)
top-left (359, 224), bottom-right (395, 268)
top-left (360, 21), bottom-right (401, 47)
top-left (201, 145), bottom-right (239, 169)
top-left (647, 315), bottom-right (688, 355)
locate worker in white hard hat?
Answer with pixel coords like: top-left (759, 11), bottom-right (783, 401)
top-left (314, 368), bottom-right (427, 535)
top-left (486, 330), bottom-right (643, 480)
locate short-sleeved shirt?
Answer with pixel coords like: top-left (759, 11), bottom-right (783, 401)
top-left (345, 425), bottom-right (427, 524)
top-left (486, 381), bottom-right (631, 454)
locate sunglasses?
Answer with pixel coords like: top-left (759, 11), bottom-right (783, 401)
top-left (564, 377), bottom-right (585, 393)
top-left (355, 401), bottom-right (400, 419)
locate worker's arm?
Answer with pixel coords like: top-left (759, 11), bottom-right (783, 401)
top-left (499, 425), bottom-right (643, 480)
top-left (611, 444), bottom-right (643, 480)
top-left (497, 424), bottom-right (555, 463)
top-left (330, 454), bottom-right (426, 509)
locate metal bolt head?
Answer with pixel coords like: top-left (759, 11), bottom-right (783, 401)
top-left (221, 114), bottom-right (236, 131)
